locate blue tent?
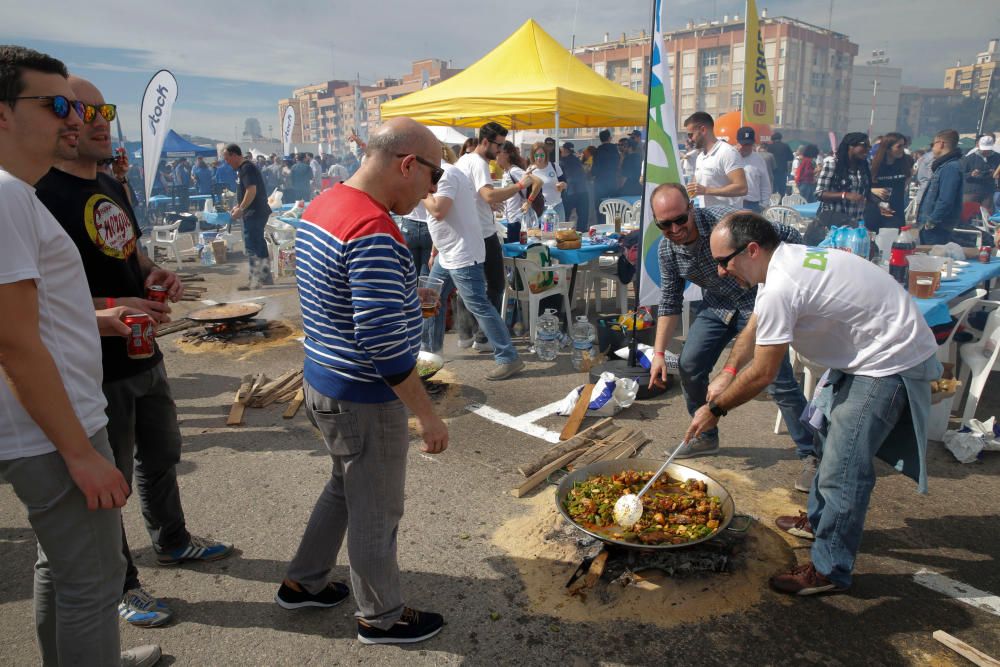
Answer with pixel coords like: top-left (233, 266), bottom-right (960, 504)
top-left (159, 130), bottom-right (216, 159)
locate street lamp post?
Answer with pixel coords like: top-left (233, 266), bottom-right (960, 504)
top-left (866, 50), bottom-right (889, 137)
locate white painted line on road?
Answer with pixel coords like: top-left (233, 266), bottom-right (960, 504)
top-left (517, 399), bottom-right (565, 423)
top-left (466, 403), bottom-right (562, 443)
top-left (913, 569), bottom-right (1000, 618)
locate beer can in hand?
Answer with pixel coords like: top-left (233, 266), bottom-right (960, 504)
top-left (123, 314), bottom-right (155, 359)
top-left (146, 285), bottom-right (168, 304)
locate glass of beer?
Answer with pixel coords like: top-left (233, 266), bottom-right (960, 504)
top-left (686, 178), bottom-right (698, 199)
top-left (418, 276), bottom-right (444, 318)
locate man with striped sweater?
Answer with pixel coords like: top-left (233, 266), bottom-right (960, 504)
top-left (276, 118), bottom-right (449, 645)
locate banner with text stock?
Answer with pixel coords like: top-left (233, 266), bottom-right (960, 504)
top-left (742, 0), bottom-right (776, 126)
top-left (282, 105), bottom-right (295, 157)
top-left (140, 70), bottom-right (177, 204)
top-left (638, 0), bottom-right (684, 307)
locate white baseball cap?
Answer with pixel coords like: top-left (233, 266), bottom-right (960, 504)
top-left (978, 135), bottom-right (995, 151)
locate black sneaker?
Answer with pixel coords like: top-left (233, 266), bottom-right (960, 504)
top-left (275, 581), bottom-right (350, 610)
top-left (357, 607), bottom-right (444, 645)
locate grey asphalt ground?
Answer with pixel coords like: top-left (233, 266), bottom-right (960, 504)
top-left (2, 259), bottom-right (1000, 666)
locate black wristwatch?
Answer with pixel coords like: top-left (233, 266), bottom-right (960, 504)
top-left (708, 400), bottom-right (727, 418)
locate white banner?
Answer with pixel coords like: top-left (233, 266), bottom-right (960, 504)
top-left (639, 0), bottom-right (684, 306)
top-left (282, 105), bottom-right (295, 157)
top-left (140, 70), bottom-right (178, 205)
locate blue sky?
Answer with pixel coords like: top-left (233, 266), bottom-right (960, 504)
top-left (6, 0), bottom-right (998, 142)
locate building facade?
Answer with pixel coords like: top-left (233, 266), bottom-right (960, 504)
top-left (847, 64), bottom-right (902, 137)
top-left (571, 15), bottom-right (858, 146)
top-left (896, 87), bottom-right (967, 140)
top-left (944, 39), bottom-right (999, 99)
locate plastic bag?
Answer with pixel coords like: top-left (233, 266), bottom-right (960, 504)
top-left (942, 417), bottom-right (1000, 463)
top-left (819, 225), bottom-right (870, 256)
top-left (614, 343), bottom-right (679, 372)
top-left (556, 372), bottom-right (638, 417)
top-left (928, 242), bottom-right (966, 261)
top-left (267, 188), bottom-right (284, 209)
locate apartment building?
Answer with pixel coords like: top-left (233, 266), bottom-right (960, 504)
top-left (944, 38), bottom-right (999, 99)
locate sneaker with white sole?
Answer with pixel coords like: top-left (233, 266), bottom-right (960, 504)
top-left (472, 340), bottom-right (493, 353)
top-left (275, 581), bottom-right (349, 609)
top-left (456, 337), bottom-right (474, 349)
top-left (795, 455), bottom-right (819, 493)
top-left (357, 607), bottom-right (444, 645)
top-left (486, 359), bottom-right (525, 380)
top-left (674, 433), bottom-right (720, 459)
top-left (121, 644), bottom-right (161, 667)
top-left (775, 511), bottom-right (815, 540)
top-left (119, 587), bottom-right (173, 627)
top-left (155, 534), bottom-right (234, 566)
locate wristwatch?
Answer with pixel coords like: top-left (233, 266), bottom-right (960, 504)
top-left (708, 400), bottom-right (727, 418)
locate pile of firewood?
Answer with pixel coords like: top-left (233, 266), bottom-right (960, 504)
top-left (226, 370), bottom-right (304, 426)
top-left (512, 418), bottom-right (649, 498)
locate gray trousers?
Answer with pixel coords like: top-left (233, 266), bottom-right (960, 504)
top-left (0, 429), bottom-right (125, 666)
top-left (103, 362), bottom-right (189, 591)
top-left (286, 382), bottom-right (409, 630)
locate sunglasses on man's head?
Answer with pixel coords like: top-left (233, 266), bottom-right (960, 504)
top-left (654, 204), bottom-right (691, 230)
top-left (396, 153), bottom-right (444, 185)
top-left (81, 103), bottom-right (116, 124)
top-left (714, 244), bottom-right (748, 269)
top-left (8, 95), bottom-right (84, 120)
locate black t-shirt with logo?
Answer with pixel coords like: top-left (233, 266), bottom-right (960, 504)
top-left (237, 159), bottom-right (271, 219)
top-left (35, 168), bottom-right (162, 381)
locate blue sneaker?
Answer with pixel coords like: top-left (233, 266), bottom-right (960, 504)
top-left (118, 587), bottom-right (173, 627)
top-left (156, 534), bottom-right (234, 566)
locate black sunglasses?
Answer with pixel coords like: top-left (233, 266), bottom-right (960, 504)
top-left (396, 153), bottom-right (443, 185)
top-left (82, 103), bottom-right (117, 124)
top-left (654, 204), bottom-right (691, 230)
top-left (8, 95), bottom-right (84, 120)
top-left (715, 244), bottom-right (748, 269)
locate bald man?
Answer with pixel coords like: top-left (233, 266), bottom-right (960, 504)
top-left (277, 118), bottom-right (448, 645)
top-left (35, 75), bottom-right (234, 630)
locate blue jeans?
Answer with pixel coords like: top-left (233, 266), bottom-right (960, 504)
top-left (679, 307), bottom-right (814, 457)
top-left (421, 259), bottom-right (518, 364)
top-left (243, 213), bottom-right (269, 259)
top-left (798, 183), bottom-right (816, 203)
top-left (401, 219), bottom-right (432, 277)
top-left (808, 372), bottom-right (908, 588)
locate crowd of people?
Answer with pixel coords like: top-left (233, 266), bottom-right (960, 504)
top-left (2, 41), bottom-right (999, 666)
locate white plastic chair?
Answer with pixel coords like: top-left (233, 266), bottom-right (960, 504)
top-left (598, 198), bottom-right (632, 229)
top-left (956, 303), bottom-right (1000, 423)
top-left (769, 193), bottom-right (782, 207)
top-left (951, 228), bottom-right (982, 248)
top-left (774, 349), bottom-right (827, 435)
top-left (622, 200), bottom-right (643, 232)
top-left (937, 289), bottom-right (987, 367)
top-left (763, 206), bottom-right (805, 230)
top-left (781, 194), bottom-right (807, 207)
top-left (501, 257), bottom-right (573, 345)
top-left (143, 220), bottom-right (197, 268)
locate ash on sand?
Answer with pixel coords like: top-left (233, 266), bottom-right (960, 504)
top-left (491, 474), bottom-right (796, 628)
top-left (173, 320), bottom-right (302, 359)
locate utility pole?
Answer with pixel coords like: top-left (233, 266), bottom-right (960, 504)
top-left (978, 71), bottom-right (994, 136)
top-left (866, 50), bottom-right (889, 137)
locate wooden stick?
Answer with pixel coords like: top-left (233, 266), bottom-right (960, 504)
top-left (512, 449), bottom-right (585, 498)
top-left (518, 417), bottom-right (616, 477)
top-left (257, 372), bottom-right (302, 407)
top-left (572, 429), bottom-right (635, 468)
top-left (600, 432), bottom-right (650, 462)
top-left (283, 388), bottom-right (305, 419)
top-left (559, 384), bottom-right (595, 441)
top-left (226, 375), bottom-right (253, 426)
top-left (568, 550), bottom-right (609, 596)
top-left (933, 631), bottom-right (1000, 667)
top-left (249, 369), bottom-right (299, 406)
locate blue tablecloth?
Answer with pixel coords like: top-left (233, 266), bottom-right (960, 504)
top-left (276, 216), bottom-right (303, 229)
top-left (202, 211), bottom-right (231, 227)
top-left (502, 241), bottom-right (615, 265)
top-left (793, 202), bottom-right (820, 219)
top-left (914, 258), bottom-right (1000, 326)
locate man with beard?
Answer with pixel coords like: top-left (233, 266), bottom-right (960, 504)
top-left (35, 75), bottom-right (234, 631)
top-left (684, 111), bottom-right (747, 208)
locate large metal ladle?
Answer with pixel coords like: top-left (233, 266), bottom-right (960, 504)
top-left (612, 440), bottom-right (687, 528)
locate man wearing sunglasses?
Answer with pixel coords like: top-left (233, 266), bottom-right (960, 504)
top-left (0, 46), bottom-right (161, 667)
top-left (36, 75), bottom-right (234, 631)
top-left (647, 183), bottom-right (815, 489)
top-left (280, 117), bottom-right (448, 645)
top-left (684, 212), bottom-right (940, 597)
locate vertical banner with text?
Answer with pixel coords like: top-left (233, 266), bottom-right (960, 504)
top-left (282, 105), bottom-right (295, 157)
top-left (638, 0), bottom-right (684, 306)
top-left (140, 70), bottom-right (177, 205)
top-left (742, 0), bottom-right (776, 126)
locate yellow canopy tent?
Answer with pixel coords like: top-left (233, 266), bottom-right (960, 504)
top-left (379, 19), bottom-right (647, 131)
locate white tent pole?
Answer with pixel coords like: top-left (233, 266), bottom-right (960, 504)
top-left (554, 110), bottom-right (560, 168)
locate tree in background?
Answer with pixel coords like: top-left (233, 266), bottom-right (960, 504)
top-left (243, 117), bottom-right (264, 140)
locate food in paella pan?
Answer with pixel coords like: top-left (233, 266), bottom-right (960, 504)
top-left (562, 470), bottom-right (723, 545)
top-left (416, 361), bottom-right (439, 378)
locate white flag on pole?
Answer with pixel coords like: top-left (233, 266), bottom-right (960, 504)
top-left (140, 70), bottom-right (178, 205)
top-left (282, 105), bottom-right (295, 157)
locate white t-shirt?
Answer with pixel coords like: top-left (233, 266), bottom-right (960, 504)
top-left (742, 150), bottom-right (772, 205)
top-left (500, 166), bottom-right (528, 223)
top-left (456, 152), bottom-right (497, 239)
top-left (0, 170), bottom-right (107, 460)
top-left (695, 140), bottom-right (745, 208)
top-left (527, 162), bottom-right (563, 207)
top-left (754, 244), bottom-right (938, 377)
top-left (427, 162), bottom-right (485, 270)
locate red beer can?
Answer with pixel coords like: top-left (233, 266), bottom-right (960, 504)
top-left (123, 314), bottom-right (155, 359)
top-left (980, 246), bottom-right (992, 263)
top-left (519, 230), bottom-right (527, 244)
top-left (146, 284), bottom-right (168, 304)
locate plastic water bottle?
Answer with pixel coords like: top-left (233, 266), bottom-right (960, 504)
top-left (522, 207), bottom-right (539, 231)
top-left (200, 243), bottom-right (216, 266)
top-left (540, 205), bottom-right (559, 232)
top-left (535, 308), bottom-right (560, 361)
top-left (570, 316), bottom-right (596, 371)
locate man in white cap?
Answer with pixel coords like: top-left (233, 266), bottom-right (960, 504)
top-left (736, 127), bottom-right (772, 213)
top-left (962, 134), bottom-right (999, 215)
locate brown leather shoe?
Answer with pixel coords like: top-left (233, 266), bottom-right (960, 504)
top-left (770, 562), bottom-right (846, 596)
top-left (775, 511), bottom-right (815, 540)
